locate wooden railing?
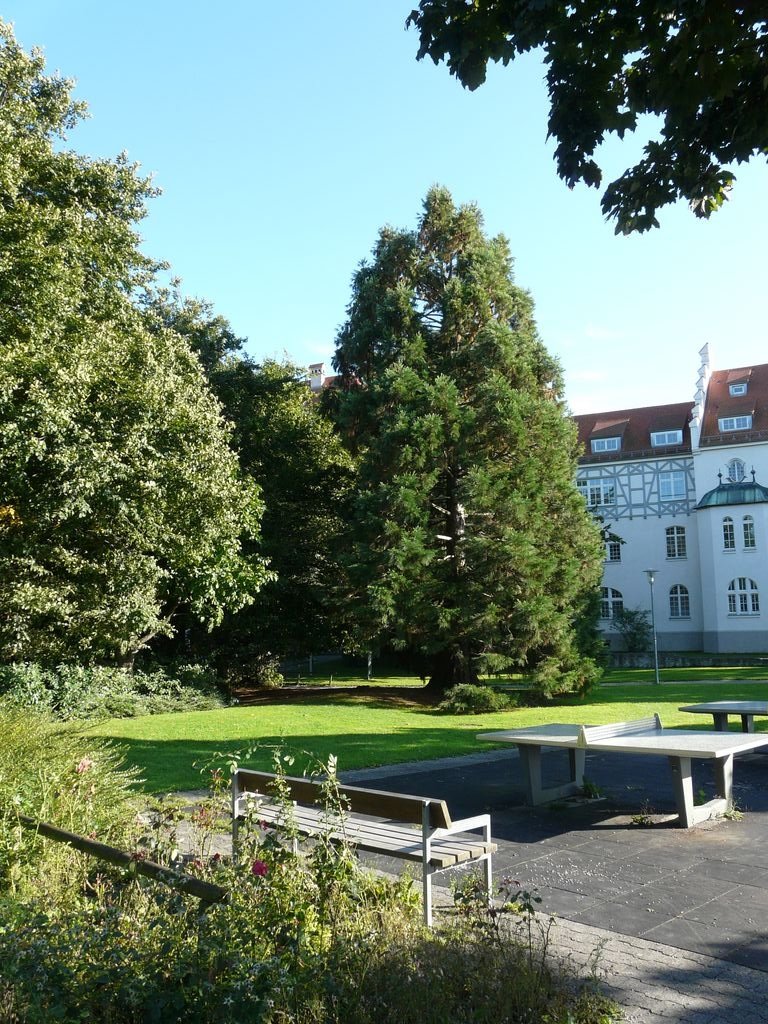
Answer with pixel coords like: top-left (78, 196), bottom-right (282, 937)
top-left (16, 813), bottom-right (228, 907)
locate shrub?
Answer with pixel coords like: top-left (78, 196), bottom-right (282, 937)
top-left (0, 662), bottom-right (227, 720)
top-left (437, 683), bottom-right (516, 715)
top-left (0, 699), bottom-right (140, 903)
top-left (0, 747), bottom-right (619, 1023)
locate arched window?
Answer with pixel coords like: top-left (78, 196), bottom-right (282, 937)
top-left (600, 587), bottom-right (624, 620)
top-left (743, 515), bottom-right (756, 550)
top-left (727, 458), bottom-right (746, 483)
top-left (665, 526), bottom-right (686, 559)
top-left (723, 517), bottom-right (735, 550)
top-left (669, 585), bottom-right (690, 618)
top-left (728, 578), bottom-right (760, 615)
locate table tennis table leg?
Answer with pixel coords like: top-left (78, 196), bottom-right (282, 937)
top-left (669, 754), bottom-right (732, 827)
top-left (668, 755), bottom-right (695, 828)
top-left (517, 744), bottom-right (584, 805)
top-left (740, 714), bottom-right (755, 733)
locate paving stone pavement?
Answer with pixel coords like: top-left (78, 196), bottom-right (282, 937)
top-left (341, 747), bottom-right (768, 1023)
top-left (171, 743), bottom-right (768, 1023)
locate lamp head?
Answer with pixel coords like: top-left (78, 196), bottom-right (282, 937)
top-left (644, 569), bottom-right (658, 584)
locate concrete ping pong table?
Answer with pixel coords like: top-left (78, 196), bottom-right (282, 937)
top-left (679, 700), bottom-right (768, 733)
top-left (478, 715), bottom-right (768, 828)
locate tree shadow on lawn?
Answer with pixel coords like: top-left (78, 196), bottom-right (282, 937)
top-left (98, 725), bottom-right (498, 795)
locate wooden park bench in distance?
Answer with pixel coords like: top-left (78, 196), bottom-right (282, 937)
top-left (478, 715), bottom-right (768, 828)
top-left (231, 769), bottom-right (495, 927)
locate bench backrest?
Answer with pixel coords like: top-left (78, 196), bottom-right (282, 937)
top-left (578, 714), bottom-right (662, 746)
top-left (233, 769), bottom-right (453, 829)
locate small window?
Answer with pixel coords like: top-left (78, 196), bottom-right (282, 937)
top-left (743, 515), bottom-right (756, 550)
top-left (600, 587), bottom-right (624, 620)
top-left (723, 517), bottom-right (735, 550)
top-left (651, 430), bottom-right (683, 447)
top-left (728, 577), bottom-right (760, 615)
top-left (605, 540), bottom-right (621, 562)
top-left (727, 459), bottom-right (746, 483)
top-left (665, 526), bottom-right (686, 559)
top-left (729, 383), bottom-right (747, 396)
top-left (669, 585), bottom-right (690, 618)
top-left (577, 479), bottom-right (616, 506)
top-left (719, 415), bottom-right (752, 431)
top-left (659, 470), bottom-right (686, 499)
top-left (590, 437), bottom-right (621, 453)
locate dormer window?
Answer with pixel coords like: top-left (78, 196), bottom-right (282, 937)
top-left (729, 382), bottom-right (747, 396)
top-left (590, 437), bottom-right (620, 453)
top-left (718, 415), bottom-right (752, 432)
top-left (650, 430), bottom-right (683, 447)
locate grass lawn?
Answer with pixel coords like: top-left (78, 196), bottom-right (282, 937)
top-left (84, 675), bottom-right (768, 794)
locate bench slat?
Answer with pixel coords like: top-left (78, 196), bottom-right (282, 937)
top-left (235, 770), bottom-right (452, 828)
top-left (237, 799), bottom-right (492, 868)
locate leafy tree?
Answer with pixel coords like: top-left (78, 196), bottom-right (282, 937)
top-left (612, 608), bottom-right (653, 653)
top-left (408, 2), bottom-right (768, 232)
top-left (331, 187), bottom-right (604, 693)
top-left (142, 283), bottom-right (247, 375)
top-left (0, 21), bottom-right (269, 664)
top-left (207, 358), bottom-right (354, 677)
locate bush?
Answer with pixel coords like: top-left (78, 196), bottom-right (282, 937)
top-left (0, 662), bottom-right (227, 720)
top-left (0, 748), bottom-right (619, 1024)
top-left (438, 683), bottom-right (516, 715)
top-left (0, 700), bottom-right (140, 903)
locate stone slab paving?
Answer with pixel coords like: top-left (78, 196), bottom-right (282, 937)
top-left (169, 742), bottom-right (768, 1022)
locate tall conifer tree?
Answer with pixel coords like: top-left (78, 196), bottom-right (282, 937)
top-left (332, 187), bottom-right (603, 693)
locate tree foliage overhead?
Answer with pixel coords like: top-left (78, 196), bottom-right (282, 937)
top-left (0, 20), bottom-right (269, 664)
top-left (408, 1), bottom-right (768, 233)
top-left (332, 187), bottom-right (603, 693)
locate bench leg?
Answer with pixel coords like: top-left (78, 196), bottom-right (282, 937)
top-left (423, 870), bottom-right (433, 928)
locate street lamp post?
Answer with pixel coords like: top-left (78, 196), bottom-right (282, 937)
top-left (644, 569), bottom-right (661, 685)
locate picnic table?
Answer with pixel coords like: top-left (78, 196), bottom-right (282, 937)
top-left (679, 700), bottom-right (768, 733)
top-left (477, 715), bottom-right (768, 828)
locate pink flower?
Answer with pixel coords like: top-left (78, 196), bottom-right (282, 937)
top-left (251, 859), bottom-right (269, 877)
top-left (76, 757), bottom-right (94, 774)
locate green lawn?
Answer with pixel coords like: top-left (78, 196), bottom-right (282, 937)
top-left (84, 677), bottom-right (768, 794)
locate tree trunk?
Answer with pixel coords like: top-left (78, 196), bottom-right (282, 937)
top-left (425, 648), bottom-right (479, 691)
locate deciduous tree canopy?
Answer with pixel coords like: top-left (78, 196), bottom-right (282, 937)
top-left (331, 187), bottom-right (603, 693)
top-left (408, 1), bottom-right (768, 232)
top-left (0, 21), bottom-right (269, 664)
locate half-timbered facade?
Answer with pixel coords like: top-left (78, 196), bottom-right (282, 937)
top-left (574, 346), bottom-right (768, 653)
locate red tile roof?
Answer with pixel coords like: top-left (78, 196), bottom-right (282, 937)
top-left (699, 363), bottom-right (768, 446)
top-left (573, 402), bottom-right (693, 462)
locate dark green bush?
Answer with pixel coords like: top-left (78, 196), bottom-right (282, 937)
top-left (438, 683), bottom-right (516, 715)
top-left (0, 662), bottom-right (227, 720)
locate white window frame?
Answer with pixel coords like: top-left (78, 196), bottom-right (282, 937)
top-left (743, 515), bottom-right (756, 550)
top-left (718, 415), bottom-right (752, 431)
top-left (590, 436), bottom-right (621, 453)
top-left (577, 478), bottom-right (616, 506)
top-left (600, 587), bottom-right (624, 620)
top-left (605, 540), bottom-right (621, 562)
top-left (669, 585), bottom-right (690, 618)
top-left (723, 517), bottom-right (735, 550)
top-left (659, 470), bottom-right (686, 499)
top-left (727, 458), bottom-right (746, 483)
top-left (728, 577), bottom-right (760, 615)
top-left (729, 383), bottom-right (747, 396)
top-left (650, 430), bottom-right (683, 447)
top-left (665, 526), bottom-right (686, 559)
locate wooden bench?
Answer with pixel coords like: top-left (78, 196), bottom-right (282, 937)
top-left (478, 715), bottom-right (768, 828)
top-left (232, 769), bottom-right (495, 926)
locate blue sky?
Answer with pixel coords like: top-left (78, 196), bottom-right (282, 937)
top-left (6, 2), bottom-right (767, 414)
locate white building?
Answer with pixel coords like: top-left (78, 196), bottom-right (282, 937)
top-left (574, 346), bottom-right (768, 653)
